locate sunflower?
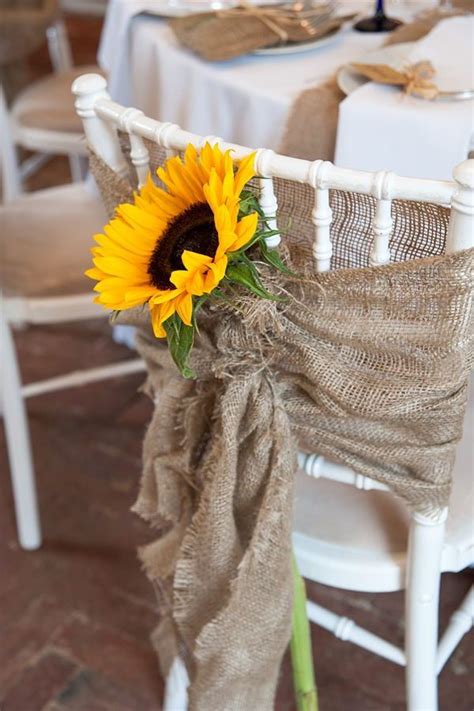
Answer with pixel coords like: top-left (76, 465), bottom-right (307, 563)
top-left (86, 143), bottom-right (258, 337)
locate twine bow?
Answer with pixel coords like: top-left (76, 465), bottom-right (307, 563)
top-left (351, 60), bottom-right (439, 100)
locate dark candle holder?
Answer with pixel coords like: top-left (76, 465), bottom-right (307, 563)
top-left (354, 0), bottom-right (403, 33)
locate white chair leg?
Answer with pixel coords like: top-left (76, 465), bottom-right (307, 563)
top-left (0, 85), bottom-right (22, 202)
top-left (68, 154), bottom-right (84, 183)
top-left (405, 509), bottom-right (447, 711)
top-left (437, 586), bottom-right (474, 673)
top-left (163, 656), bottom-right (189, 711)
top-left (0, 311), bottom-right (41, 550)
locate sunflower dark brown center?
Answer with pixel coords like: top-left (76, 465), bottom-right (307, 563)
top-left (147, 202), bottom-right (218, 290)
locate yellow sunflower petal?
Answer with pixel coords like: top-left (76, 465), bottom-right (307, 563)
top-left (124, 286), bottom-right (158, 303)
top-left (221, 167), bottom-right (235, 202)
top-left (147, 184), bottom-right (187, 217)
top-left (170, 270), bottom-right (190, 289)
top-left (209, 169), bottom-right (223, 205)
top-left (104, 220), bottom-right (156, 250)
top-left (93, 256), bottom-right (146, 281)
top-left (97, 228), bottom-right (154, 257)
top-left (204, 255), bottom-right (228, 292)
top-left (164, 158), bottom-right (200, 204)
top-left (150, 288), bottom-right (185, 304)
top-left (203, 182), bottom-right (219, 216)
top-left (181, 250), bottom-right (213, 271)
top-left (92, 242), bottom-right (149, 264)
top-left (94, 295), bottom-right (129, 310)
top-left (158, 296), bottom-right (179, 324)
top-left (116, 203), bottom-right (163, 232)
top-left (187, 269), bottom-right (205, 296)
top-left (93, 276), bottom-right (147, 292)
top-left (200, 143), bottom-right (216, 175)
top-left (234, 152), bottom-right (256, 195)
top-left (150, 305), bottom-right (167, 338)
top-left (85, 267), bottom-right (107, 281)
top-left (176, 293), bottom-right (193, 326)
top-left (228, 212), bottom-right (259, 252)
top-left (214, 204), bottom-right (232, 233)
top-left (168, 156), bottom-right (204, 204)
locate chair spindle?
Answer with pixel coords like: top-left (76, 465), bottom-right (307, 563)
top-left (308, 160), bottom-right (333, 272)
top-left (370, 171), bottom-right (394, 267)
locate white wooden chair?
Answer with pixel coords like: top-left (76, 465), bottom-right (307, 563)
top-left (3, 12), bottom-right (104, 198)
top-left (72, 73), bottom-right (474, 711)
top-left (0, 85), bottom-right (145, 552)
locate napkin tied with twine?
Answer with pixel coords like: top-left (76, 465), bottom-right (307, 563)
top-left (350, 60), bottom-right (438, 99)
top-left (88, 140), bottom-right (473, 710)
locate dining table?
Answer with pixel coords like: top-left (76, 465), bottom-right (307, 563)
top-left (98, 0), bottom-right (474, 180)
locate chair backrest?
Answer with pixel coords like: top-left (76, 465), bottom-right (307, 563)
top-left (73, 73), bottom-right (474, 272)
top-left (73, 73), bottom-right (473, 524)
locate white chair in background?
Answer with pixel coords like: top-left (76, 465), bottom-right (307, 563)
top-left (72, 73), bottom-right (473, 711)
top-left (3, 9), bottom-right (104, 198)
top-left (0, 89), bottom-right (144, 552)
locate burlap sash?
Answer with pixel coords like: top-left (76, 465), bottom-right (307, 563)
top-left (280, 5), bottom-right (473, 160)
top-left (90, 148), bottom-right (473, 710)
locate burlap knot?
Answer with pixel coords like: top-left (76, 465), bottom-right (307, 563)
top-left (350, 60), bottom-right (439, 100)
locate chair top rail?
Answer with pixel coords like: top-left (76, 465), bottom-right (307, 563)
top-left (93, 98), bottom-right (456, 206)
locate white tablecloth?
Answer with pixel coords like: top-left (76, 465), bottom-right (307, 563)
top-left (335, 16), bottom-right (474, 180)
top-left (99, 0), bottom-right (470, 178)
top-left (99, 0), bottom-right (384, 149)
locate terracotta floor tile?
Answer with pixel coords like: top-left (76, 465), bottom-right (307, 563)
top-left (1, 651), bottom-right (78, 711)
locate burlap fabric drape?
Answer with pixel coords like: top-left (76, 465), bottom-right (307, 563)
top-left (89, 146), bottom-right (473, 710)
top-left (280, 5), bottom-right (473, 160)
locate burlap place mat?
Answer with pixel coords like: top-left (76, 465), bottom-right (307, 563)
top-left (89, 145), bottom-right (473, 710)
top-left (280, 6), bottom-right (473, 160)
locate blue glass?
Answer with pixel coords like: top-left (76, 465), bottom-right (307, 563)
top-left (354, 0), bottom-right (403, 33)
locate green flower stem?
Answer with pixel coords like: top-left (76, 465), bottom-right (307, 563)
top-left (290, 555), bottom-right (318, 711)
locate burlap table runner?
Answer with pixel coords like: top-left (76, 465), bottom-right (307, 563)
top-left (90, 145), bottom-right (473, 710)
top-left (280, 5), bottom-right (473, 160)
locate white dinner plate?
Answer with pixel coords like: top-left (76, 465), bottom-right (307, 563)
top-left (252, 27), bottom-right (340, 56)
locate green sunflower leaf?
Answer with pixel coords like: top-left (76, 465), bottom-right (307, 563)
top-left (238, 191), bottom-right (265, 219)
top-left (260, 240), bottom-right (295, 275)
top-left (164, 314), bottom-right (195, 379)
top-left (192, 294), bottom-right (209, 334)
top-left (226, 259), bottom-right (284, 302)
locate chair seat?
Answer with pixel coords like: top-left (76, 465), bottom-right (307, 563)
top-left (293, 375), bottom-right (474, 593)
top-left (1, 182), bottom-right (108, 298)
top-left (11, 65), bottom-right (105, 134)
